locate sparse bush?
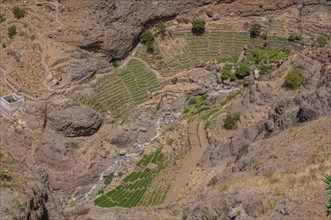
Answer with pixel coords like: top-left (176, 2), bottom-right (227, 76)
top-left (205, 121), bottom-right (211, 129)
top-left (317, 36), bottom-right (328, 47)
top-left (140, 31), bottom-right (154, 53)
top-left (322, 174), bottom-right (331, 217)
top-left (243, 22), bottom-right (250, 29)
top-left (170, 77), bottom-right (178, 84)
top-left (261, 32), bottom-right (268, 40)
top-left (12, 6), bottom-right (25, 19)
top-left (223, 112), bottom-right (241, 130)
top-left (7, 25), bottom-right (17, 39)
top-left (250, 23), bottom-right (261, 38)
top-left (113, 59), bottom-right (119, 67)
top-left (0, 13), bottom-right (5, 23)
top-left (284, 68), bottom-right (304, 89)
top-left (235, 63), bottom-right (250, 79)
top-left (191, 19), bottom-right (206, 36)
top-left (259, 64), bottom-right (272, 75)
top-left (288, 34), bottom-right (302, 42)
top-left (156, 22), bottom-right (167, 37)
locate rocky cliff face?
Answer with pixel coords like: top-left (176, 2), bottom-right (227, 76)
top-left (0, 150), bottom-right (62, 220)
top-left (56, 0), bottom-right (235, 59)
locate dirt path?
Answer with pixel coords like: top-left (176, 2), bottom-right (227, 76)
top-left (237, 50), bottom-right (245, 64)
top-left (132, 57), bottom-right (163, 79)
top-left (164, 120), bottom-right (209, 204)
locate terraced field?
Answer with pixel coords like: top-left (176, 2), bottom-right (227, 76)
top-left (74, 59), bottom-right (163, 117)
top-left (94, 150), bottom-right (168, 208)
top-left (137, 30), bottom-right (303, 76)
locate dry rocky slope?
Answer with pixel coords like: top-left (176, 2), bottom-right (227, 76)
top-left (0, 0), bottom-right (330, 220)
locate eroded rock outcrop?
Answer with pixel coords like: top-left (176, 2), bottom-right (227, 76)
top-left (48, 105), bottom-right (102, 137)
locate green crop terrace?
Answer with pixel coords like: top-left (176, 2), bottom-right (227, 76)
top-left (94, 150), bottom-right (169, 208)
top-left (74, 59), bottom-right (162, 117)
top-left (136, 30), bottom-right (303, 76)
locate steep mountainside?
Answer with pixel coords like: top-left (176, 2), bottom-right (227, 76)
top-left (0, 0), bottom-right (330, 219)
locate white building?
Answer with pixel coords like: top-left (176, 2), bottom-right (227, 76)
top-left (0, 93), bottom-right (25, 118)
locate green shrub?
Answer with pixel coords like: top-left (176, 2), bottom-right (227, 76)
top-left (322, 175), bottom-right (331, 217)
top-left (223, 112), bottom-right (241, 130)
top-left (188, 97), bottom-right (204, 108)
top-left (246, 56), bottom-right (255, 62)
top-left (259, 64), bottom-right (272, 75)
top-left (317, 36), bottom-right (328, 47)
top-left (288, 34), bottom-right (302, 42)
top-left (221, 69), bottom-right (236, 81)
top-left (103, 174), bottom-right (114, 186)
top-left (253, 49), bottom-right (290, 64)
top-left (0, 170), bottom-right (10, 181)
top-left (7, 25), bottom-right (17, 39)
top-left (235, 63), bottom-right (250, 79)
top-left (0, 13), bottom-right (5, 23)
top-left (170, 77), bottom-right (178, 84)
top-left (156, 22), bottom-right (167, 37)
top-left (12, 6), bottom-right (25, 19)
top-left (191, 19), bottom-right (206, 36)
top-left (284, 68), bottom-right (304, 89)
top-left (140, 31), bottom-right (154, 53)
top-left (140, 31), bottom-right (154, 43)
top-left (250, 23), bottom-right (261, 38)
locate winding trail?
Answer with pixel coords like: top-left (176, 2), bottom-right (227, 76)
top-left (164, 119), bottom-right (209, 204)
top-left (1, 1), bottom-right (64, 101)
top-left (132, 57), bottom-right (163, 79)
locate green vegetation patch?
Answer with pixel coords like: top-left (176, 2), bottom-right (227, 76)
top-left (288, 34), bottom-right (302, 42)
top-left (219, 56), bottom-right (239, 64)
top-left (235, 63), bottom-right (251, 79)
top-left (95, 150), bottom-right (167, 208)
top-left (136, 30), bottom-right (301, 77)
top-left (75, 59), bottom-right (162, 117)
top-left (191, 19), bottom-right (206, 36)
top-left (284, 68), bottom-right (304, 89)
top-left (253, 48), bottom-right (290, 64)
top-left (221, 68), bottom-right (236, 81)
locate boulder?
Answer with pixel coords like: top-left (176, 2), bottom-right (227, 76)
top-left (206, 64), bottom-right (215, 71)
top-left (253, 69), bottom-right (260, 79)
top-left (48, 105), bottom-right (102, 137)
top-left (206, 10), bottom-right (214, 17)
top-left (214, 64), bottom-right (222, 72)
top-left (244, 75), bottom-right (255, 86)
top-left (118, 149), bottom-right (127, 156)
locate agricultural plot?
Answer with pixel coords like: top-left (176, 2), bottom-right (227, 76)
top-left (74, 59), bottom-right (162, 117)
top-left (136, 30), bottom-right (303, 76)
top-left (95, 150), bottom-right (169, 208)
